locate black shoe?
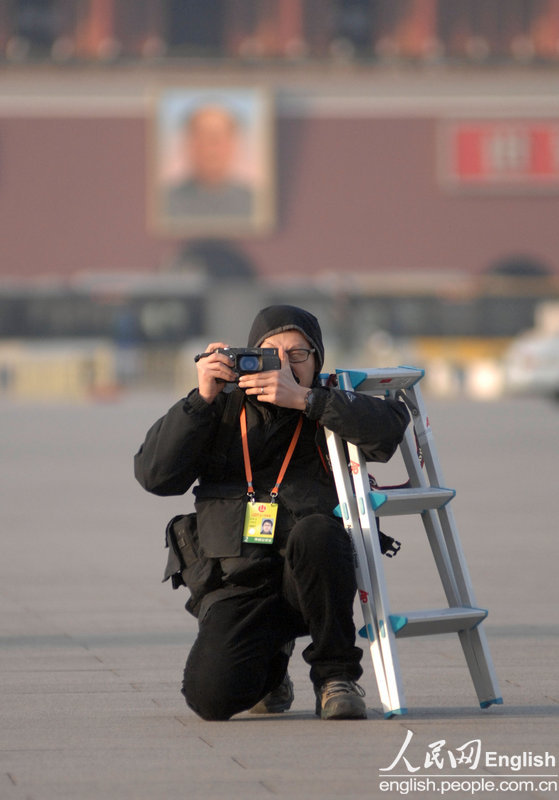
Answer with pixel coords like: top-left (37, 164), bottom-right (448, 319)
top-left (250, 672), bottom-right (294, 714)
top-left (314, 678), bottom-right (367, 720)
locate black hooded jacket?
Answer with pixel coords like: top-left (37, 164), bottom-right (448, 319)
top-left (134, 306), bottom-right (410, 612)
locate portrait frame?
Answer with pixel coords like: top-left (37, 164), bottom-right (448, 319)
top-left (148, 86), bottom-right (276, 237)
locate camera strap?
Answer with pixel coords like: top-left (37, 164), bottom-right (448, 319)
top-left (240, 406), bottom-right (303, 503)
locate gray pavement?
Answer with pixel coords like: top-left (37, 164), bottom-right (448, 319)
top-left (1, 390), bottom-right (558, 800)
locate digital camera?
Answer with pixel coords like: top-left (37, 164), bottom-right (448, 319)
top-left (217, 347), bottom-right (281, 378)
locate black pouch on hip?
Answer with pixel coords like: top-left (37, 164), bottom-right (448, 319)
top-left (163, 513), bottom-right (222, 616)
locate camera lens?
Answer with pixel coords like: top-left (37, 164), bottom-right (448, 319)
top-left (238, 355), bottom-right (260, 372)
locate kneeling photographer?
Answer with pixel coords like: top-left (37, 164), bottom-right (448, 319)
top-left (134, 305), bottom-right (410, 721)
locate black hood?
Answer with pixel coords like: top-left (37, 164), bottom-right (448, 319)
top-left (247, 305), bottom-right (324, 374)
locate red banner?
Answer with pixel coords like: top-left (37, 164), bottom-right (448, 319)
top-left (441, 121), bottom-right (559, 189)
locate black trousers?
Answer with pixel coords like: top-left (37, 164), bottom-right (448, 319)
top-left (182, 513), bottom-right (363, 720)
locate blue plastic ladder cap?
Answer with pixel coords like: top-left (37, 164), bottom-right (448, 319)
top-left (390, 614), bottom-right (408, 635)
top-left (480, 697), bottom-right (503, 709)
top-left (358, 624), bottom-right (375, 641)
top-left (385, 708), bottom-right (408, 719)
top-left (335, 368), bottom-right (368, 389)
top-left (441, 487), bottom-right (457, 506)
top-left (333, 502), bottom-right (350, 520)
top-left (473, 608), bottom-right (489, 628)
top-left (369, 491), bottom-right (388, 511)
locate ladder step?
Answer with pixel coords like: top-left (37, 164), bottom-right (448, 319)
top-left (390, 607), bottom-right (488, 638)
top-left (336, 366), bottom-right (424, 393)
top-left (369, 487), bottom-right (455, 516)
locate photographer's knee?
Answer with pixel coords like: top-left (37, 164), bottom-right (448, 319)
top-left (181, 673), bottom-right (235, 721)
top-left (287, 514), bottom-right (348, 563)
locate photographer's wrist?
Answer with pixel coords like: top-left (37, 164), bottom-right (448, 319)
top-left (303, 388), bottom-right (314, 415)
top-left (303, 386), bottom-right (327, 419)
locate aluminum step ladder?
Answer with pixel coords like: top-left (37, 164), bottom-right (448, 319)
top-left (324, 365), bottom-right (502, 718)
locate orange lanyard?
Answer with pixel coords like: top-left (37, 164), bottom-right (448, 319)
top-left (240, 406), bottom-right (303, 503)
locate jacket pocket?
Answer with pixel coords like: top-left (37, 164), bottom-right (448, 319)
top-left (194, 483), bottom-right (247, 558)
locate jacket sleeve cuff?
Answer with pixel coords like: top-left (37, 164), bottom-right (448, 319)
top-left (305, 386), bottom-right (329, 420)
top-left (182, 388), bottom-right (216, 415)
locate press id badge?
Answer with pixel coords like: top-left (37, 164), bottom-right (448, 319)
top-left (243, 502), bottom-right (278, 545)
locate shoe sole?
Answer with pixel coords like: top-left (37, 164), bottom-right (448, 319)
top-left (249, 700), bottom-right (293, 714)
top-left (249, 679), bottom-right (294, 714)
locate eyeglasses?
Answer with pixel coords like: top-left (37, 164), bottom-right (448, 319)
top-left (286, 348), bottom-right (316, 363)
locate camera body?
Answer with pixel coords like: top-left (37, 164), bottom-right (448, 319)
top-left (217, 347), bottom-right (281, 378)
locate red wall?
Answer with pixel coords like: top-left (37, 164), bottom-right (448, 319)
top-left (0, 111), bottom-right (557, 280)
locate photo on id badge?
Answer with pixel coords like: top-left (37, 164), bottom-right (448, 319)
top-left (243, 503), bottom-right (278, 545)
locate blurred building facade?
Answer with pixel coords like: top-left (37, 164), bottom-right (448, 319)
top-left (0, 1), bottom-right (558, 356)
top-left (2, 1), bottom-right (559, 63)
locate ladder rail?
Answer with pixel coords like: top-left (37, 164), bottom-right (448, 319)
top-left (324, 427), bottom-right (393, 714)
top-left (459, 625), bottom-right (502, 708)
top-left (394, 417), bottom-right (464, 607)
top-left (405, 383), bottom-right (480, 607)
top-left (346, 439), bottom-right (408, 716)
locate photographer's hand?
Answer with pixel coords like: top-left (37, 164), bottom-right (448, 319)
top-left (196, 342), bottom-right (237, 404)
top-left (239, 348), bottom-right (309, 410)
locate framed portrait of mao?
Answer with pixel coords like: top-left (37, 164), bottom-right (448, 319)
top-left (148, 86), bottom-right (275, 236)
